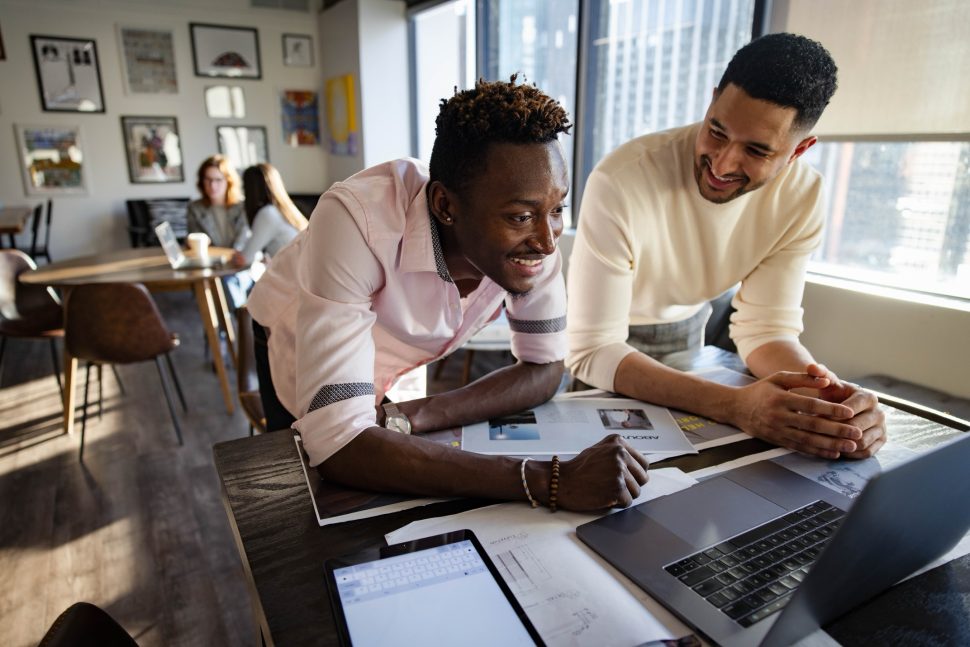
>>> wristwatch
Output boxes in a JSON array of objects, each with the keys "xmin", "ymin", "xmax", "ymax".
[{"xmin": 382, "ymin": 402, "xmax": 412, "ymax": 435}]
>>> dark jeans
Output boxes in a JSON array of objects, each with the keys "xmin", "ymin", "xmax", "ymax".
[{"xmin": 252, "ymin": 320, "xmax": 297, "ymax": 432}]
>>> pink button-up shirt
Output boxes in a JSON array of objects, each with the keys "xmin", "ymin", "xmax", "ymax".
[{"xmin": 247, "ymin": 159, "xmax": 567, "ymax": 466}]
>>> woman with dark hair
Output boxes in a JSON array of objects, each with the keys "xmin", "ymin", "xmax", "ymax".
[
  {"xmin": 186, "ymin": 155, "xmax": 250, "ymax": 249},
  {"xmin": 233, "ymin": 164, "xmax": 308, "ymax": 267}
]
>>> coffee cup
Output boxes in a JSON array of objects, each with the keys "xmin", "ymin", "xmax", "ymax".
[{"xmin": 187, "ymin": 232, "xmax": 211, "ymax": 260}]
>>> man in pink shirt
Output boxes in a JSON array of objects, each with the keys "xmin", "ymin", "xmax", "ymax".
[{"xmin": 248, "ymin": 77, "xmax": 648, "ymax": 512}]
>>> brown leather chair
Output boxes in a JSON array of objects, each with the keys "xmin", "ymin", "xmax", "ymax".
[
  {"xmin": 235, "ymin": 305, "xmax": 266, "ymax": 435},
  {"xmin": 65, "ymin": 282, "xmax": 187, "ymax": 460},
  {"xmin": 0, "ymin": 249, "xmax": 63, "ymax": 398}
]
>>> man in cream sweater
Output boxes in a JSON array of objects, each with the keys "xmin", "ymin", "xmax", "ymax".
[{"xmin": 567, "ymin": 33, "xmax": 885, "ymax": 460}]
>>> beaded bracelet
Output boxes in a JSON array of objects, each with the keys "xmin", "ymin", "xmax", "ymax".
[
  {"xmin": 520, "ymin": 458, "xmax": 538, "ymax": 508},
  {"xmin": 549, "ymin": 455, "xmax": 561, "ymax": 512}
]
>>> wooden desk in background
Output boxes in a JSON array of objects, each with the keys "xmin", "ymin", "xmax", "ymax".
[
  {"xmin": 213, "ymin": 347, "xmax": 970, "ymax": 646},
  {"xmin": 22, "ymin": 247, "xmax": 245, "ymax": 433},
  {"xmin": 0, "ymin": 205, "xmax": 33, "ymax": 248}
]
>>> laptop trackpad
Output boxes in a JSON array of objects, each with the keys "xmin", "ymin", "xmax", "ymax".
[{"xmin": 642, "ymin": 477, "xmax": 786, "ymax": 548}]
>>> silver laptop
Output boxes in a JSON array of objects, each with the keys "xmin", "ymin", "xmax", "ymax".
[
  {"xmin": 154, "ymin": 221, "xmax": 221, "ymax": 269},
  {"xmin": 577, "ymin": 433, "xmax": 970, "ymax": 647}
]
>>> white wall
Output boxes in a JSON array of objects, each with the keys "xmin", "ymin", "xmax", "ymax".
[
  {"xmin": 317, "ymin": 0, "xmax": 410, "ymax": 187},
  {"xmin": 317, "ymin": 0, "xmax": 364, "ymax": 186},
  {"xmin": 801, "ymin": 280, "xmax": 970, "ymax": 399},
  {"xmin": 0, "ymin": 0, "xmax": 328, "ymax": 258},
  {"xmin": 357, "ymin": 0, "xmax": 410, "ymax": 168}
]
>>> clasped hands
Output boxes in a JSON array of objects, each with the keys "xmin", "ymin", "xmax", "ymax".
[{"xmin": 734, "ymin": 364, "xmax": 886, "ymax": 460}]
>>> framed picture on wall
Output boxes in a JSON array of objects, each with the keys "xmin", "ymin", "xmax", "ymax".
[
  {"xmin": 15, "ymin": 124, "xmax": 87, "ymax": 195},
  {"xmin": 190, "ymin": 23, "xmax": 261, "ymax": 79},
  {"xmin": 117, "ymin": 26, "xmax": 178, "ymax": 94},
  {"xmin": 30, "ymin": 35, "xmax": 106, "ymax": 112},
  {"xmin": 280, "ymin": 89, "xmax": 320, "ymax": 147},
  {"xmin": 282, "ymin": 33, "xmax": 313, "ymax": 67},
  {"xmin": 217, "ymin": 125, "xmax": 269, "ymax": 172},
  {"xmin": 120, "ymin": 116, "xmax": 185, "ymax": 184}
]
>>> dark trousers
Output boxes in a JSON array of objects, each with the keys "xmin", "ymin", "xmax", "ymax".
[{"xmin": 252, "ymin": 321, "xmax": 297, "ymax": 432}]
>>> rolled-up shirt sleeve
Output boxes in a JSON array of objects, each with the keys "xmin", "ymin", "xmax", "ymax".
[
  {"xmin": 506, "ymin": 249, "xmax": 568, "ymax": 364},
  {"xmin": 730, "ymin": 187, "xmax": 824, "ymax": 362},
  {"xmin": 566, "ymin": 170, "xmax": 640, "ymax": 391},
  {"xmin": 292, "ymin": 191, "xmax": 386, "ymax": 466}
]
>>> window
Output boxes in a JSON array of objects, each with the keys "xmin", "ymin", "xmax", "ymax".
[
  {"xmin": 805, "ymin": 140, "xmax": 970, "ymax": 300},
  {"xmin": 480, "ymin": 0, "xmax": 580, "ymax": 224},
  {"xmin": 578, "ymin": 0, "xmax": 755, "ymax": 200},
  {"xmin": 410, "ymin": 0, "xmax": 476, "ymax": 163}
]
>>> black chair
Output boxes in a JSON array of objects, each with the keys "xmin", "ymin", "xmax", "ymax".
[
  {"xmin": 29, "ymin": 198, "xmax": 53, "ymax": 264},
  {"xmin": 125, "ymin": 198, "xmax": 190, "ymax": 247},
  {"xmin": 38, "ymin": 602, "xmax": 138, "ymax": 647},
  {"xmin": 65, "ymin": 282, "xmax": 187, "ymax": 460},
  {"xmin": 0, "ymin": 250, "xmax": 63, "ymax": 399}
]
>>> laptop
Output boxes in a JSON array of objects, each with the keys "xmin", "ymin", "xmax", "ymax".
[
  {"xmin": 154, "ymin": 221, "xmax": 222, "ymax": 269},
  {"xmin": 577, "ymin": 433, "xmax": 970, "ymax": 647}
]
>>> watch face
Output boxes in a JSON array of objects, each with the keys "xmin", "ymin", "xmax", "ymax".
[{"xmin": 386, "ymin": 414, "xmax": 410, "ymax": 435}]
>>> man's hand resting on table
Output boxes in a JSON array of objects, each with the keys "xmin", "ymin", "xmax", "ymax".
[
  {"xmin": 729, "ymin": 364, "xmax": 885, "ymax": 460},
  {"xmin": 556, "ymin": 435, "xmax": 650, "ymax": 511}
]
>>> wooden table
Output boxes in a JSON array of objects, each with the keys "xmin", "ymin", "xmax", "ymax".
[
  {"xmin": 213, "ymin": 348, "xmax": 970, "ymax": 646},
  {"xmin": 0, "ymin": 205, "xmax": 33, "ymax": 248},
  {"xmin": 22, "ymin": 247, "xmax": 245, "ymax": 432}
]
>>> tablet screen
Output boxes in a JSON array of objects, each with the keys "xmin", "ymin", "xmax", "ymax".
[{"xmin": 328, "ymin": 531, "xmax": 541, "ymax": 646}]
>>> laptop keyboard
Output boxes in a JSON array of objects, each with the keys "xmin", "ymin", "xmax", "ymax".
[{"xmin": 664, "ymin": 500, "xmax": 845, "ymax": 627}]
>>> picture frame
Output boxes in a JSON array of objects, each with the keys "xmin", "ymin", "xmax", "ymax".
[
  {"xmin": 190, "ymin": 23, "xmax": 261, "ymax": 79},
  {"xmin": 282, "ymin": 33, "xmax": 313, "ymax": 67},
  {"xmin": 15, "ymin": 124, "xmax": 87, "ymax": 195},
  {"xmin": 280, "ymin": 89, "xmax": 320, "ymax": 147},
  {"xmin": 30, "ymin": 35, "xmax": 106, "ymax": 112},
  {"xmin": 117, "ymin": 26, "xmax": 178, "ymax": 94},
  {"xmin": 217, "ymin": 125, "xmax": 269, "ymax": 172},
  {"xmin": 120, "ymin": 116, "xmax": 185, "ymax": 184}
]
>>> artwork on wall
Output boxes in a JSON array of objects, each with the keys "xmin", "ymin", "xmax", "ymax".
[
  {"xmin": 118, "ymin": 27, "xmax": 178, "ymax": 94},
  {"xmin": 217, "ymin": 125, "xmax": 269, "ymax": 172},
  {"xmin": 15, "ymin": 124, "xmax": 87, "ymax": 195},
  {"xmin": 121, "ymin": 116, "xmax": 184, "ymax": 184},
  {"xmin": 280, "ymin": 90, "xmax": 320, "ymax": 147},
  {"xmin": 325, "ymin": 74, "xmax": 358, "ymax": 156},
  {"xmin": 190, "ymin": 23, "xmax": 261, "ymax": 79},
  {"xmin": 30, "ymin": 35, "xmax": 106, "ymax": 112},
  {"xmin": 205, "ymin": 85, "xmax": 246, "ymax": 118},
  {"xmin": 282, "ymin": 34, "xmax": 313, "ymax": 67}
]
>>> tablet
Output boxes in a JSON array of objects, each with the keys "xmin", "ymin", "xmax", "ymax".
[{"xmin": 325, "ymin": 529, "xmax": 544, "ymax": 646}]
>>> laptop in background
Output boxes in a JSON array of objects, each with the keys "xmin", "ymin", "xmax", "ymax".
[
  {"xmin": 577, "ymin": 433, "xmax": 970, "ymax": 647},
  {"xmin": 154, "ymin": 221, "xmax": 222, "ymax": 269}
]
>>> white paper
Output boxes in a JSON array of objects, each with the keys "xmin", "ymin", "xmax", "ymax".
[
  {"xmin": 387, "ymin": 468, "xmax": 699, "ymax": 647},
  {"xmin": 462, "ymin": 397, "xmax": 695, "ymax": 457}
]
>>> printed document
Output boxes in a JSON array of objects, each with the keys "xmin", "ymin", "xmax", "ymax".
[{"xmin": 386, "ymin": 468, "xmax": 699, "ymax": 647}]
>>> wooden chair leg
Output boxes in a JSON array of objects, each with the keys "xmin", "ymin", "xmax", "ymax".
[
  {"xmin": 48, "ymin": 338, "xmax": 64, "ymax": 402},
  {"xmin": 462, "ymin": 349, "xmax": 475, "ymax": 385},
  {"xmin": 155, "ymin": 357, "xmax": 184, "ymax": 446},
  {"xmin": 164, "ymin": 352, "xmax": 188, "ymax": 412},
  {"xmin": 97, "ymin": 364, "xmax": 104, "ymax": 419},
  {"xmin": 110, "ymin": 364, "xmax": 126, "ymax": 396},
  {"xmin": 79, "ymin": 362, "xmax": 92, "ymax": 461}
]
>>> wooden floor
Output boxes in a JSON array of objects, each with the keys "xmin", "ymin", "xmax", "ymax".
[{"xmin": 0, "ymin": 290, "xmax": 495, "ymax": 646}]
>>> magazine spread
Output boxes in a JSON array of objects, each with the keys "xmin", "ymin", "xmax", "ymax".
[{"xmin": 461, "ymin": 397, "xmax": 695, "ymax": 457}]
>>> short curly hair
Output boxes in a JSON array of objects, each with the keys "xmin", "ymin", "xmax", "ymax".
[
  {"xmin": 429, "ymin": 75, "xmax": 571, "ymax": 193},
  {"xmin": 717, "ymin": 33, "xmax": 837, "ymax": 131}
]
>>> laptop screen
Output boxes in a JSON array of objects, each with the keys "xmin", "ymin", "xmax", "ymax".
[{"xmin": 154, "ymin": 221, "xmax": 185, "ymax": 268}]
